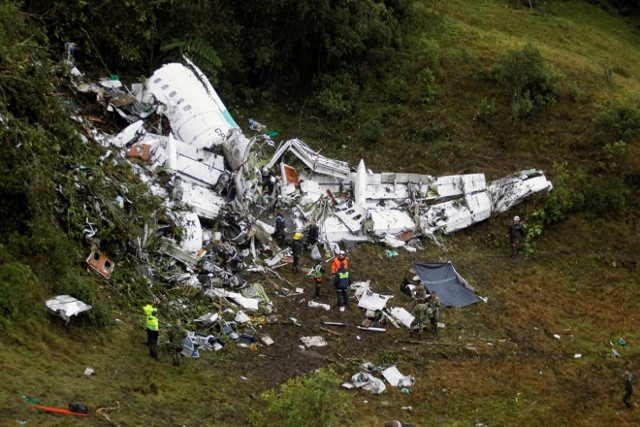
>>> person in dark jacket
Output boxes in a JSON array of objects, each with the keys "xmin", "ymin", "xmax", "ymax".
[
  {"xmin": 305, "ymin": 219, "xmax": 319, "ymax": 248},
  {"xmin": 274, "ymin": 211, "xmax": 286, "ymax": 246},
  {"xmin": 333, "ymin": 267, "xmax": 352, "ymax": 311},
  {"xmin": 291, "ymin": 232, "xmax": 303, "ymax": 273},
  {"xmin": 624, "ymin": 370, "xmax": 635, "ymax": 409},
  {"xmin": 507, "ymin": 215, "xmax": 526, "ymax": 257}
]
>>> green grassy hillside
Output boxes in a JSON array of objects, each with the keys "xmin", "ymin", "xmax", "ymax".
[{"xmin": 1, "ymin": 1, "xmax": 640, "ymax": 425}]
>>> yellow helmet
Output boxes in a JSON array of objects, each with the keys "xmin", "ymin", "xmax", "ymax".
[
  {"xmin": 142, "ymin": 304, "xmax": 154, "ymax": 315},
  {"xmin": 294, "ymin": 232, "xmax": 303, "ymax": 240}
]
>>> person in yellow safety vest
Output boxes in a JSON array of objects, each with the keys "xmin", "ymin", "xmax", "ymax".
[
  {"xmin": 291, "ymin": 232, "xmax": 303, "ymax": 273},
  {"xmin": 145, "ymin": 306, "xmax": 159, "ymax": 359},
  {"xmin": 142, "ymin": 304, "xmax": 154, "ymax": 345},
  {"xmin": 312, "ymin": 259, "xmax": 325, "ymax": 298}
]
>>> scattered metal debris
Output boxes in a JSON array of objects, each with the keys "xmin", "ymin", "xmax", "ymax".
[{"xmin": 45, "ymin": 295, "xmax": 92, "ymax": 323}]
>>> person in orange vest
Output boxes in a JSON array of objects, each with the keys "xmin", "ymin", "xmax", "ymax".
[{"xmin": 330, "ymin": 250, "xmax": 349, "ymax": 274}]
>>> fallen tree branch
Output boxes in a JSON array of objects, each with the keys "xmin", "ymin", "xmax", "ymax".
[{"xmin": 320, "ymin": 327, "xmax": 342, "ymax": 336}]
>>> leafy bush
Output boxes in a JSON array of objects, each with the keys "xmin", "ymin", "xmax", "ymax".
[
  {"xmin": 249, "ymin": 368, "xmax": 352, "ymax": 427},
  {"xmin": 583, "ymin": 175, "xmax": 629, "ymax": 218},
  {"xmin": 416, "ymin": 68, "xmax": 437, "ymax": 104},
  {"xmin": 592, "ymin": 104, "xmax": 640, "ymax": 147},
  {"xmin": 361, "ymin": 118, "xmax": 385, "ymax": 147},
  {"xmin": 491, "ymin": 42, "xmax": 561, "ymax": 119},
  {"xmin": 0, "ymin": 262, "xmax": 41, "ymax": 325},
  {"xmin": 309, "ymin": 72, "xmax": 359, "ymax": 119},
  {"xmin": 475, "ymin": 97, "xmax": 498, "ymax": 124},
  {"xmin": 532, "ymin": 162, "xmax": 586, "ymax": 225}
]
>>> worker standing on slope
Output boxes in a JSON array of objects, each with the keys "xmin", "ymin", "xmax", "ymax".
[
  {"xmin": 312, "ymin": 259, "xmax": 325, "ymax": 298},
  {"xmin": 330, "ymin": 250, "xmax": 349, "ymax": 274},
  {"xmin": 507, "ymin": 215, "xmax": 526, "ymax": 257},
  {"xmin": 291, "ymin": 232, "xmax": 303, "ymax": 273},
  {"xmin": 145, "ymin": 306, "xmax": 159, "ymax": 359},
  {"xmin": 333, "ymin": 266, "xmax": 352, "ymax": 312}
]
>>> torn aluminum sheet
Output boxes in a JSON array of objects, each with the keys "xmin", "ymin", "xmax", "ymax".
[
  {"xmin": 351, "ymin": 372, "xmax": 386, "ymax": 394},
  {"xmin": 144, "ymin": 62, "xmax": 238, "ymax": 149},
  {"xmin": 489, "ymin": 169, "xmax": 553, "ymax": 213},
  {"xmin": 389, "ymin": 307, "xmax": 414, "ymax": 329},
  {"xmin": 235, "ymin": 310, "xmax": 250, "ymax": 324},
  {"xmin": 266, "ymin": 138, "xmax": 350, "ymax": 179},
  {"xmin": 159, "ymin": 238, "xmax": 200, "ymax": 267},
  {"xmin": 45, "ymin": 295, "xmax": 92, "ymax": 323},
  {"xmin": 145, "ymin": 133, "xmax": 226, "ymax": 187},
  {"xmin": 174, "ymin": 211, "xmax": 203, "ymax": 253},
  {"xmin": 193, "ymin": 312, "xmax": 219, "ymax": 327},
  {"xmin": 357, "ymin": 290, "xmax": 394, "ymax": 311},
  {"xmin": 308, "ymin": 301, "xmax": 330, "ymax": 311},
  {"xmin": 381, "ymin": 366, "xmax": 415, "ymax": 388},
  {"xmin": 174, "ymin": 179, "xmax": 226, "ymax": 221},
  {"xmin": 206, "ymin": 288, "xmax": 260, "ymax": 311},
  {"xmin": 300, "ymin": 336, "xmax": 328, "ymax": 347}
]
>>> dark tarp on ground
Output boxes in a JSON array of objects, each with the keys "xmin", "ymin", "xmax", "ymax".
[{"xmin": 413, "ymin": 262, "xmax": 479, "ymax": 308}]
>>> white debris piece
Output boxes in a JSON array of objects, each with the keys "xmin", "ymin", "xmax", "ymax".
[
  {"xmin": 358, "ymin": 290, "xmax": 394, "ymax": 311},
  {"xmin": 45, "ymin": 295, "xmax": 92, "ymax": 323},
  {"xmin": 300, "ymin": 336, "xmax": 328, "ymax": 347},
  {"xmin": 389, "ymin": 307, "xmax": 415, "ymax": 328},
  {"xmin": 381, "ymin": 366, "xmax": 415, "ymax": 387},
  {"xmin": 308, "ymin": 301, "xmax": 331, "ymax": 311},
  {"xmin": 206, "ymin": 288, "xmax": 260, "ymax": 311},
  {"xmin": 351, "ymin": 372, "xmax": 386, "ymax": 394}
]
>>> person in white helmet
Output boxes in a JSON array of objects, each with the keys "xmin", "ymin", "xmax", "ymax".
[{"xmin": 507, "ymin": 215, "xmax": 526, "ymax": 257}]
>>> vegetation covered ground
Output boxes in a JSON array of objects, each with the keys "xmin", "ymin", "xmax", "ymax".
[{"xmin": 1, "ymin": 0, "xmax": 640, "ymax": 425}]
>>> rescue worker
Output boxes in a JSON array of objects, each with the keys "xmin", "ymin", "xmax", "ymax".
[
  {"xmin": 410, "ymin": 292, "xmax": 428, "ymax": 336},
  {"xmin": 312, "ymin": 259, "xmax": 325, "ymax": 298},
  {"xmin": 427, "ymin": 290, "xmax": 441, "ymax": 335},
  {"xmin": 166, "ymin": 319, "xmax": 187, "ymax": 366},
  {"xmin": 333, "ymin": 266, "xmax": 352, "ymax": 311},
  {"xmin": 305, "ymin": 219, "xmax": 319, "ymax": 249},
  {"xmin": 291, "ymin": 232, "xmax": 303, "ymax": 273},
  {"xmin": 624, "ymin": 370, "xmax": 635, "ymax": 409},
  {"xmin": 143, "ymin": 304, "xmax": 155, "ymax": 345},
  {"xmin": 507, "ymin": 215, "xmax": 526, "ymax": 257},
  {"xmin": 145, "ymin": 306, "xmax": 159, "ymax": 359},
  {"xmin": 274, "ymin": 211, "xmax": 286, "ymax": 246},
  {"xmin": 330, "ymin": 250, "xmax": 349, "ymax": 274}
]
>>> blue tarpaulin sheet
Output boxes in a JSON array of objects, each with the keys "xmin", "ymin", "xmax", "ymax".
[{"xmin": 413, "ymin": 262, "xmax": 479, "ymax": 308}]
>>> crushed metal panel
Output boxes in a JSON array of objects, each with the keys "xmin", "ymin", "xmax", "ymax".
[
  {"xmin": 206, "ymin": 288, "xmax": 260, "ymax": 311},
  {"xmin": 335, "ymin": 205, "xmax": 367, "ymax": 233},
  {"xmin": 299, "ymin": 180, "xmax": 324, "ymax": 205},
  {"xmin": 45, "ymin": 295, "xmax": 92, "ymax": 323},
  {"xmin": 176, "ymin": 180, "xmax": 226, "ymax": 220},
  {"xmin": 389, "ymin": 307, "xmax": 414, "ymax": 328},
  {"xmin": 489, "ymin": 170, "xmax": 553, "ymax": 213},
  {"xmin": 159, "ymin": 239, "xmax": 200, "ymax": 267},
  {"xmin": 144, "ymin": 63, "xmax": 238, "ymax": 149},
  {"xmin": 322, "ymin": 215, "xmax": 369, "ymax": 244},
  {"xmin": 86, "ymin": 251, "xmax": 115, "ymax": 279},
  {"xmin": 358, "ymin": 291, "xmax": 394, "ymax": 311},
  {"xmin": 223, "ymin": 129, "xmax": 255, "ymax": 171},
  {"xmin": 381, "ymin": 366, "xmax": 415, "ymax": 387},
  {"xmin": 369, "ymin": 210, "xmax": 415, "ymax": 236},
  {"xmin": 109, "ymin": 120, "xmax": 145, "ymax": 148},
  {"xmin": 175, "ymin": 211, "xmax": 203, "ymax": 253},
  {"xmin": 267, "ymin": 138, "xmax": 350, "ymax": 178}
]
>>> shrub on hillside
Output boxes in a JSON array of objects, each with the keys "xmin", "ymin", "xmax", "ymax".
[
  {"xmin": 490, "ymin": 42, "xmax": 561, "ymax": 119},
  {"xmin": 249, "ymin": 368, "xmax": 352, "ymax": 427},
  {"xmin": 309, "ymin": 72, "xmax": 359, "ymax": 120},
  {"xmin": 592, "ymin": 104, "xmax": 640, "ymax": 147},
  {"xmin": 0, "ymin": 261, "xmax": 41, "ymax": 325}
]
